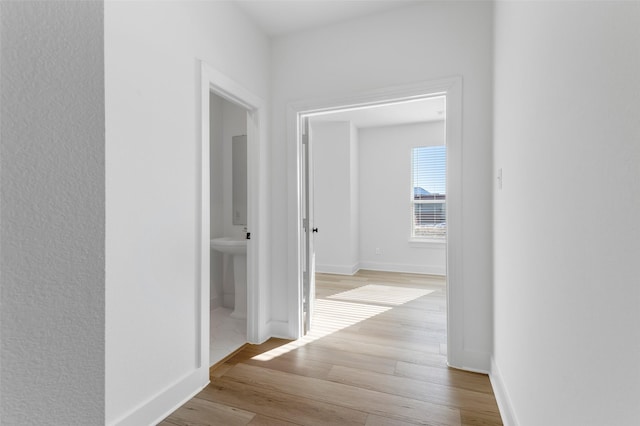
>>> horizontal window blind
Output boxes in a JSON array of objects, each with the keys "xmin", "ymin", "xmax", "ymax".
[{"xmin": 411, "ymin": 146, "xmax": 446, "ymax": 239}]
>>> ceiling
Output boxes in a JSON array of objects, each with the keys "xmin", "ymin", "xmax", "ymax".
[
  {"xmin": 310, "ymin": 96, "xmax": 445, "ymax": 129},
  {"xmin": 234, "ymin": 0, "xmax": 426, "ymax": 36}
]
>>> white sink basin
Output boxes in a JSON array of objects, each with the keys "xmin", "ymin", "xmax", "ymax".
[
  {"xmin": 210, "ymin": 237, "xmax": 247, "ymax": 255},
  {"xmin": 210, "ymin": 237, "xmax": 247, "ymax": 319}
]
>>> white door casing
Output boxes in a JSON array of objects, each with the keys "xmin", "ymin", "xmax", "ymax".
[
  {"xmin": 286, "ymin": 77, "xmax": 465, "ymax": 369},
  {"xmin": 200, "ymin": 61, "xmax": 268, "ymax": 363},
  {"xmin": 301, "ymin": 117, "xmax": 316, "ymax": 334}
]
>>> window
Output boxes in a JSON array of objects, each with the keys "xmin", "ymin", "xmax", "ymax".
[{"xmin": 411, "ymin": 145, "xmax": 446, "ymax": 240}]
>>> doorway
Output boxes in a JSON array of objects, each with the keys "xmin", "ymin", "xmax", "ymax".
[
  {"xmin": 200, "ymin": 61, "xmax": 267, "ymax": 370},
  {"xmin": 287, "ymin": 77, "xmax": 464, "ymax": 367},
  {"xmin": 209, "ymin": 92, "xmax": 249, "ymax": 365}
]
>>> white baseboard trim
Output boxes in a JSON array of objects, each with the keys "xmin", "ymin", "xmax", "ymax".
[
  {"xmin": 108, "ymin": 368, "xmax": 209, "ymax": 426},
  {"xmin": 490, "ymin": 357, "xmax": 519, "ymax": 426},
  {"xmin": 358, "ymin": 261, "xmax": 445, "ymax": 276},
  {"xmin": 315, "ymin": 263, "xmax": 360, "ymax": 275}
]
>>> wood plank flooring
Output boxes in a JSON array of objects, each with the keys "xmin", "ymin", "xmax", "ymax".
[{"xmin": 161, "ymin": 270, "xmax": 503, "ymax": 426}]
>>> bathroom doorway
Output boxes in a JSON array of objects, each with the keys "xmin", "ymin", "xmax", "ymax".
[
  {"xmin": 200, "ymin": 61, "xmax": 267, "ymax": 370},
  {"xmin": 209, "ymin": 92, "xmax": 249, "ymax": 365}
]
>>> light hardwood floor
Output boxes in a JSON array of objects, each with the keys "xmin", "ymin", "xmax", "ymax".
[{"xmin": 161, "ymin": 270, "xmax": 503, "ymax": 426}]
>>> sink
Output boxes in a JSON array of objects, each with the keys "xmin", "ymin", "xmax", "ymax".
[
  {"xmin": 210, "ymin": 237, "xmax": 247, "ymax": 319},
  {"xmin": 210, "ymin": 237, "xmax": 247, "ymax": 255}
]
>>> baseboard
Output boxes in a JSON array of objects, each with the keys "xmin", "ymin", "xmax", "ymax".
[
  {"xmin": 209, "ymin": 343, "xmax": 249, "ymax": 377},
  {"xmin": 315, "ymin": 263, "xmax": 360, "ymax": 275},
  {"xmin": 358, "ymin": 261, "xmax": 445, "ymax": 276},
  {"xmin": 490, "ymin": 357, "xmax": 519, "ymax": 426},
  {"xmin": 108, "ymin": 368, "xmax": 209, "ymax": 426}
]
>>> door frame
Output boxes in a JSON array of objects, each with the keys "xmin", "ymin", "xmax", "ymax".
[
  {"xmin": 199, "ymin": 61, "xmax": 267, "ymax": 368},
  {"xmin": 300, "ymin": 117, "xmax": 316, "ymax": 335},
  {"xmin": 286, "ymin": 77, "xmax": 464, "ymax": 368}
]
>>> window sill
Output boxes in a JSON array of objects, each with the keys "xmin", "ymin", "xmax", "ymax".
[{"xmin": 408, "ymin": 238, "xmax": 446, "ymax": 248}]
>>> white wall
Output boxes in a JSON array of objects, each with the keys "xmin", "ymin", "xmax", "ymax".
[
  {"xmin": 493, "ymin": 2, "xmax": 640, "ymax": 425},
  {"xmin": 359, "ymin": 122, "xmax": 446, "ymax": 275},
  {"xmin": 271, "ymin": 1, "xmax": 494, "ymax": 370},
  {"xmin": 314, "ymin": 120, "xmax": 446, "ymax": 276},
  {"xmin": 313, "ymin": 121, "xmax": 359, "ymax": 274},
  {"xmin": 105, "ymin": 2, "xmax": 269, "ymax": 424},
  {"xmin": 0, "ymin": 2, "xmax": 104, "ymax": 424}
]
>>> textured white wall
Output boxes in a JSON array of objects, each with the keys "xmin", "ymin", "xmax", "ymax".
[
  {"xmin": 105, "ymin": 2, "xmax": 269, "ymax": 424},
  {"xmin": 493, "ymin": 2, "xmax": 640, "ymax": 425},
  {"xmin": 0, "ymin": 2, "xmax": 105, "ymax": 424},
  {"xmin": 359, "ymin": 122, "xmax": 446, "ymax": 275},
  {"xmin": 271, "ymin": 1, "xmax": 494, "ymax": 368}
]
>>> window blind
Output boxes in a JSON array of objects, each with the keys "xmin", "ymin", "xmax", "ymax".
[{"xmin": 411, "ymin": 146, "xmax": 446, "ymax": 239}]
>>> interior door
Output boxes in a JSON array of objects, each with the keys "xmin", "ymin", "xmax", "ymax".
[{"xmin": 302, "ymin": 116, "xmax": 316, "ymax": 334}]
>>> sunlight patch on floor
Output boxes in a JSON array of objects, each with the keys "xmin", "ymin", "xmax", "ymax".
[
  {"xmin": 252, "ymin": 284, "xmax": 433, "ymax": 362},
  {"xmin": 252, "ymin": 298, "xmax": 389, "ymax": 361},
  {"xmin": 328, "ymin": 284, "xmax": 434, "ymax": 305}
]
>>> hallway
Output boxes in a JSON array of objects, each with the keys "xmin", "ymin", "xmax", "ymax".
[{"xmin": 161, "ymin": 271, "xmax": 502, "ymax": 425}]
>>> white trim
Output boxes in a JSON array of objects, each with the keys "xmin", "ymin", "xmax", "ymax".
[
  {"xmin": 287, "ymin": 78, "xmax": 466, "ymax": 368},
  {"xmin": 199, "ymin": 65, "xmax": 211, "ymax": 371},
  {"xmin": 286, "ymin": 105, "xmax": 304, "ymax": 339},
  {"xmin": 200, "ymin": 60, "xmax": 268, "ymax": 350},
  {"xmin": 490, "ymin": 357, "xmax": 520, "ymax": 426},
  {"xmin": 107, "ymin": 370, "xmax": 208, "ymax": 426},
  {"xmin": 358, "ymin": 262, "xmax": 445, "ymax": 276},
  {"xmin": 441, "ymin": 77, "xmax": 465, "ymax": 370},
  {"xmin": 408, "ymin": 238, "xmax": 446, "ymax": 248},
  {"xmin": 315, "ymin": 263, "xmax": 360, "ymax": 276}
]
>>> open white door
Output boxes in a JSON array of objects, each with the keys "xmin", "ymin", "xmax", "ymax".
[{"xmin": 301, "ymin": 116, "xmax": 316, "ymax": 334}]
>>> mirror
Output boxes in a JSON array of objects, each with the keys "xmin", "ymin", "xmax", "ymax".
[{"xmin": 232, "ymin": 135, "xmax": 247, "ymax": 225}]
